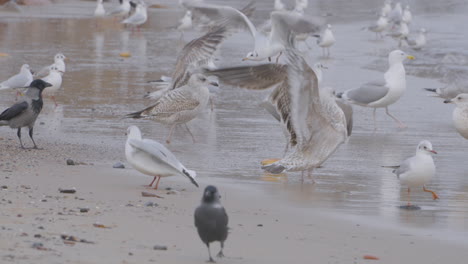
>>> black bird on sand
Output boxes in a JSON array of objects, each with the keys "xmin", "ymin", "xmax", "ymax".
[
  {"xmin": 194, "ymin": 185, "xmax": 229, "ymax": 263},
  {"xmin": 0, "ymin": 79, "xmax": 51, "ymax": 149}
]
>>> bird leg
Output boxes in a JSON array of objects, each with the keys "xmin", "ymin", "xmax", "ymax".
[
  {"xmin": 373, "ymin": 108, "xmax": 377, "ymax": 131},
  {"xmin": 17, "ymin": 128, "xmax": 24, "ymax": 149},
  {"xmin": 153, "ymin": 176, "xmax": 162, "ymax": 190},
  {"xmin": 385, "ymin": 107, "xmax": 406, "ymax": 128},
  {"xmin": 209, "ymin": 96, "xmax": 214, "ymax": 112},
  {"xmin": 206, "ymin": 243, "xmax": 215, "ymax": 263},
  {"xmin": 275, "ymin": 51, "xmax": 283, "ymax": 64},
  {"xmin": 268, "ymin": 57, "xmax": 271, "ymax": 62},
  {"xmin": 407, "ymin": 187, "xmax": 411, "ymax": 206},
  {"xmin": 216, "ymin": 241, "xmax": 225, "ymax": 258},
  {"xmin": 166, "ymin": 124, "xmax": 177, "ymax": 144},
  {"xmin": 29, "ymin": 127, "xmax": 40, "ymax": 149},
  {"xmin": 423, "ymin": 186, "xmax": 439, "ymax": 200},
  {"xmin": 184, "ymin": 124, "xmax": 196, "ymax": 143},
  {"xmin": 148, "ymin": 176, "xmax": 157, "ymax": 187},
  {"xmin": 51, "ymin": 96, "xmax": 58, "ymax": 107}
]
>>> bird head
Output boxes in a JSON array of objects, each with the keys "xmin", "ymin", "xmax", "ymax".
[
  {"xmin": 30, "ymin": 79, "xmax": 52, "ymax": 91},
  {"xmin": 55, "ymin": 53, "xmax": 67, "ymax": 62},
  {"xmin": 417, "ymin": 140, "xmax": 437, "ymax": 155},
  {"xmin": 388, "ymin": 50, "xmax": 414, "ymax": 65},
  {"xmin": 242, "ymin": 51, "xmax": 259, "ymax": 61},
  {"xmin": 444, "ymin": 93, "xmax": 468, "ymax": 106},
  {"xmin": 202, "ymin": 185, "xmax": 220, "ymax": 203}
]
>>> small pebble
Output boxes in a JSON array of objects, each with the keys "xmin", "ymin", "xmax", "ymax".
[
  {"xmin": 145, "ymin": 202, "xmax": 158, "ymax": 207},
  {"xmin": 257, "ymin": 224, "xmax": 263, "ymax": 227},
  {"xmin": 79, "ymin": 208, "xmax": 90, "ymax": 213},
  {"xmin": 113, "ymin": 162, "xmax": 125, "ymax": 169},
  {"xmin": 34, "ymin": 234, "xmax": 41, "ymax": 238},
  {"xmin": 31, "ymin": 242, "xmax": 44, "ymax": 249},
  {"xmin": 1, "ymin": 185, "xmax": 7, "ymax": 189},
  {"xmin": 66, "ymin": 159, "xmax": 75, "ymax": 165},
  {"xmin": 153, "ymin": 245, "xmax": 168, "ymax": 250},
  {"xmin": 59, "ymin": 188, "xmax": 76, "ymax": 194}
]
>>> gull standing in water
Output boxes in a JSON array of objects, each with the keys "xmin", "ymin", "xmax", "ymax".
[
  {"xmin": 94, "ymin": 0, "xmax": 105, "ymax": 17},
  {"xmin": 127, "ymin": 74, "xmax": 215, "ymax": 144},
  {"xmin": 107, "ymin": 0, "xmax": 131, "ymax": 18},
  {"xmin": 337, "ymin": 50, "xmax": 414, "ymax": 130},
  {"xmin": 121, "ymin": 0, "xmax": 147, "ymax": 31},
  {"xmin": 34, "ymin": 53, "xmax": 67, "ymax": 78},
  {"xmin": 0, "ymin": 64, "xmax": 33, "ymax": 91},
  {"xmin": 365, "ymin": 13, "xmax": 388, "ymax": 39},
  {"xmin": 40, "ymin": 65, "xmax": 63, "ymax": 107},
  {"xmin": 444, "ymin": 94, "xmax": 468, "ymax": 139},
  {"xmin": 125, "ymin": 126, "xmax": 198, "ymax": 189},
  {"xmin": 314, "ymin": 24, "xmax": 335, "ymax": 57},
  {"xmin": 404, "ymin": 28, "xmax": 427, "ymax": 50},
  {"xmin": 385, "ymin": 140, "xmax": 439, "ymax": 208}
]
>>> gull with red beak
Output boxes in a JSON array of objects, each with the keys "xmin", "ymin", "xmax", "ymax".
[{"xmin": 384, "ymin": 140, "xmax": 439, "ymax": 209}]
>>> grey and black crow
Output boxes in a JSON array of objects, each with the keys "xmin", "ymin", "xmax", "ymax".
[
  {"xmin": 0, "ymin": 79, "xmax": 51, "ymax": 149},
  {"xmin": 194, "ymin": 185, "xmax": 229, "ymax": 263}
]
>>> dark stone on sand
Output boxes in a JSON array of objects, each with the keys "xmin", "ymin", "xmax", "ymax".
[
  {"xmin": 399, "ymin": 205, "xmax": 421, "ymax": 210},
  {"xmin": 257, "ymin": 224, "xmax": 263, "ymax": 227},
  {"xmin": 59, "ymin": 188, "xmax": 76, "ymax": 194},
  {"xmin": 66, "ymin": 159, "xmax": 75, "ymax": 165},
  {"xmin": 113, "ymin": 162, "xmax": 125, "ymax": 169},
  {"xmin": 153, "ymin": 245, "xmax": 168, "ymax": 250},
  {"xmin": 1, "ymin": 185, "xmax": 7, "ymax": 189},
  {"xmin": 34, "ymin": 234, "xmax": 41, "ymax": 238},
  {"xmin": 31, "ymin": 242, "xmax": 44, "ymax": 249},
  {"xmin": 145, "ymin": 202, "xmax": 158, "ymax": 207},
  {"xmin": 79, "ymin": 208, "xmax": 90, "ymax": 213}
]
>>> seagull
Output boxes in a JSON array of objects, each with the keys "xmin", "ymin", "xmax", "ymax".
[
  {"xmin": 176, "ymin": 10, "xmax": 193, "ymax": 40},
  {"xmin": 183, "ymin": 2, "xmax": 324, "ymax": 62},
  {"xmin": 387, "ymin": 21, "xmax": 409, "ymax": 47},
  {"xmin": 206, "ymin": 41, "xmax": 350, "ymax": 177},
  {"xmin": 385, "ymin": 140, "xmax": 439, "ymax": 207},
  {"xmin": 314, "ymin": 24, "xmax": 335, "ymax": 57},
  {"xmin": 121, "ymin": 0, "xmax": 147, "ymax": 30},
  {"xmin": 0, "ymin": 64, "xmax": 33, "ymax": 91},
  {"xmin": 107, "ymin": 0, "xmax": 131, "ymax": 18},
  {"xmin": 144, "ymin": 26, "xmax": 227, "ymax": 101},
  {"xmin": 401, "ymin": 5, "xmax": 412, "ymax": 24},
  {"xmin": 365, "ymin": 13, "xmax": 388, "ymax": 39},
  {"xmin": 388, "ymin": 2, "xmax": 403, "ymax": 25},
  {"xmin": 274, "ymin": 0, "xmax": 308, "ymax": 14},
  {"xmin": 337, "ymin": 50, "xmax": 414, "ymax": 130},
  {"xmin": 40, "ymin": 65, "xmax": 63, "ymax": 107},
  {"xmin": 404, "ymin": 28, "xmax": 427, "ymax": 50},
  {"xmin": 0, "ymin": 80, "xmax": 52, "ymax": 149},
  {"xmin": 127, "ymin": 73, "xmax": 214, "ymax": 144},
  {"xmin": 380, "ymin": 0, "xmax": 392, "ymax": 17},
  {"xmin": 34, "ymin": 53, "xmax": 67, "ymax": 78},
  {"xmin": 94, "ymin": 0, "xmax": 105, "ymax": 17},
  {"xmin": 194, "ymin": 185, "xmax": 229, "ymax": 263},
  {"xmin": 125, "ymin": 125, "xmax": 199, "ymax": 189},
  {"xmin": 444, "ymin": 94, "xmax": 468, "ymax": 139},
  {"xmin": 424, "ymin": 81, "xmax": 468, "ymax": 100}
]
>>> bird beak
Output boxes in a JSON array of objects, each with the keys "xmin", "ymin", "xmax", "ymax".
[
  {"xmin": 64, "ymin": 57, "xmax": 69, "ymax": 61},
  {"xmin": 45, "ymin": 82, "xmax": 53, "ymax": 87},
  {"xmin": 322, "ymin": 66, "xmax": 329, "ymax": 69},
  {"xmin": 30, "ymin": 70, "xmax": 35, "ymax": 74},
  {"xmin": 242, "ymin": 58, "xmax": 249, "ymax": 61},
  {"xmin": 209, "ymin": 81, "xmax": 219, "ymax": 87},
  {"xmin": 407, "ymin": 55, "xmax": 415, "ymax": 60},
  {"xmin": 59, "ymin": 70, "xmax": 65, "ymax": 74},
  {"xmin": 443, "ymin": 99, "xmax": 453, "ymax": 104},
  {"xmin": 430, "ymin": 150, "xmax": 437, "ymax": 154}
]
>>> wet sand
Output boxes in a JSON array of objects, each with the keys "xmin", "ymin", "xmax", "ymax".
[{"xmin": 1, "ymin": 0, "xmax": 468, "ymax": 263}]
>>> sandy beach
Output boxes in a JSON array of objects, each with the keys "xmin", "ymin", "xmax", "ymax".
[{"xmin": 1, "ymin": 0, "xmax": 468, "ymax": 263}]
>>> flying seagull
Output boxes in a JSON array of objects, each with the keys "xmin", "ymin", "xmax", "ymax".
[
  {"xmin": 194, "ymin": 185, "xmax": 229, "ymax": 263},
  {"xmin": 0, "ymin": 79, "xmax": 52, "ymax": 149}
]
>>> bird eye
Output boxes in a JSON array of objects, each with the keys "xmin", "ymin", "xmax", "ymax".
[
  {"xmin": 200, "ymin": 77, "xmax": 206, "ymax": 82},
  {"xmin": 423, "ymin": 146, "xmax": 427, "ymax": 149}
]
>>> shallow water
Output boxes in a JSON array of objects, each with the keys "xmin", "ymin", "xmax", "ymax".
[{"xmin": 1, "ymin": 0, "xmax": 468, "ymax": 239}]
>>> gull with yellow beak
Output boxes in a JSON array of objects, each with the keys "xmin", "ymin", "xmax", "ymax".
[{"xmin": 337, "ymin": 50, "xmax": 414, "ymax": 130}]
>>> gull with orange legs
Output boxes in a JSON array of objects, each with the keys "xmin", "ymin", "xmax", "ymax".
[
  {"xmin": 384, "ymin": 140, "xmax": 439, "ymax": 209},
  {"xmin": 125, "ymin": 126, "xmax": 198, "ymax": 190}
]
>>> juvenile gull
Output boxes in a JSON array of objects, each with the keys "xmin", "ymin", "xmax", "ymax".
[
  {"xmin": 0, "ymin": 80, "xmax": 51, "ymax": 149},
  {"xmin": 337, "ymin": 50, "xmax": 414, "ymax": 130},
  {"xmin": 194, "ymin": 185, "xmax": 228, "ymax": 263},
  {"xmin": 0, "ymin": 64, "xmax": 32, "ymax": 91},
  {"xmin": 385, "ymin": 140, "xmax": 439, "ymax": 208},
  {"xmin": 314, "ymin": 24, "xmax": 335, "ymax": 57},
  {"xmin": 206, "ymin": 44, "xmax": 350, "ymax": 177},
  {"xmin": 125, "ymin": 125, "xmax": 198, "ymax": 189},
  {"xmin": 128, "ymin": 73, "xmax": 213, "ymax": 144},
  {"xmin": 444, "ymin": 94, "xmax": 468, "ymax": 139},
  {"xmin": 144, "ymin": 27, "xmax": 227, "ymax": 100},
  {"xmin": 41, "ymin": 65, "xmax": 63, "ymax": 107},
  {"xmin": 34, "ymin": 53, "xmax": 67, "ymax": 78}
]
